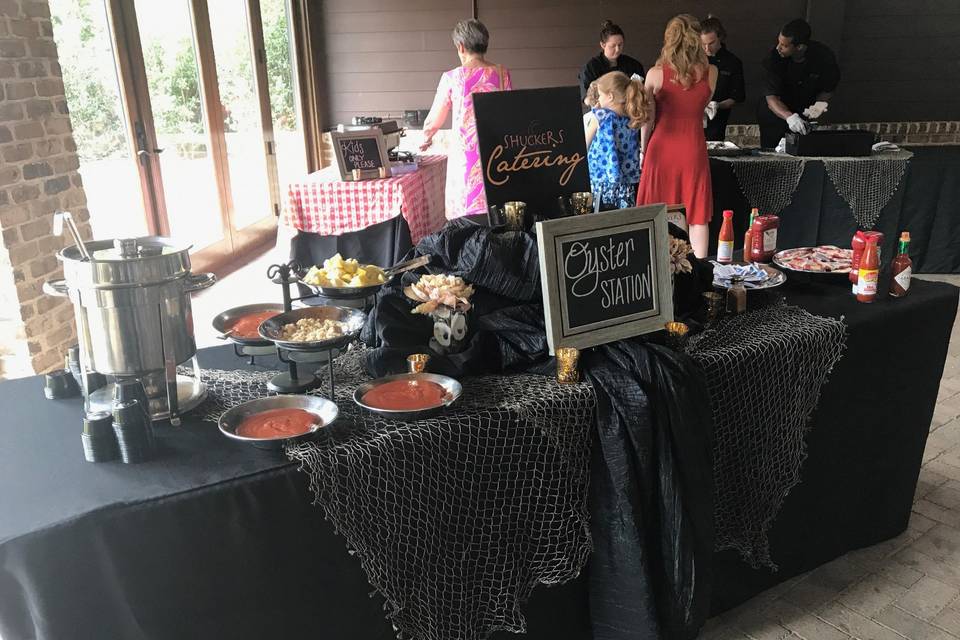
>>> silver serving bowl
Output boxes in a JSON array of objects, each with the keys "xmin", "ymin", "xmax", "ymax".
[
  {"xmin": 218, "ymin": 395, "xmax": 339, "ymax": 450},
  {"xmin": 258, "ymin": 306, "xmax": 365, "ymax": 352},
  {"xmin": 299, "ymin": 278, "xmax": 389, "ymax": 300},
  {"xmin": 353, "ymin": 373, "xmax": 462, "ymax": 421},
  {"xmin": 212, "ymin": 303, "xmax": 285, "ymax": 347}
]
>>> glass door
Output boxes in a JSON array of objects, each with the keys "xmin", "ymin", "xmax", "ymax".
[
  {"xmin": 207, "ymin": 0, "xmax": 280, "ymax": 239},
  {"xmin": 133, "ymin": 0, "xmax": 228, "ymax": 255},
  {"xmin": 50, "ymin": 0, "xmax": 295, "ymax": 272},
  {"xmin": 49, "ymin": 0, "xmax": 149, "ymax": 240}
]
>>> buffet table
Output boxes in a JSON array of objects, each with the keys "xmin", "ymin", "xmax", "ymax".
[
  {"xmin": 708, "ymin": 147, "xmax": 960, "ymax": 273},
  {"xmin": 1, "ymin": 276, "xmax": 955, "ymax": 640},
  {"xmin": 282, "ymin": 155, "xmax": 447, "ymax": 270}
]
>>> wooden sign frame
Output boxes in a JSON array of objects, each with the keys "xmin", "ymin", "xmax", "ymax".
[
  {"xmin": 536, "ymin": 204, "xmax": 674, "ymax": 354},
  {"xmin": 330, "ymin": 129, "xmax": 392, "ymax": 181}
]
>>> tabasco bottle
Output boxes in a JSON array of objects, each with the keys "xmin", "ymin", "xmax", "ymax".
[
  {"xmin": 717, "ymin": 210, "xmax": 735, "ymax": 264},
  {"xmin": 743, "ymin": 208, "xmax": 758, "ymax": 262},
  {"xmin": 856, "ymin": 237, "xmax": 879, "ymax": 303},
  {"xmin": 890, "ymin": 232, "xmax": 912, "ymax": 298}
]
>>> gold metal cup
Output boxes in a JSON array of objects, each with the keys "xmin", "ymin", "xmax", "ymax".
[
  {"xmin": 378, "ymin": 166, "xmax": 389, "ymax": 179},
  {"xmin": 571, "ymin": 192, "xmax": 594, "ymax": 215},
  {"xmin": 503, "ymin": 201, "xmax": 527, "ymax": 231},
  {"xmin": 555, "ymin": 347, "xmax": 580, "ymax": 384},
  {"xmin": 664, "ymin": 321, "xmax": 690, "ymax": 351},
  {"xmin": 407, "ymin": 353, "xmax": 430, "ymax": 374}
]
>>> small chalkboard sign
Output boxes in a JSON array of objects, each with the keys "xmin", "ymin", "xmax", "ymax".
[
  {"xmin": 474, "ymin": 86, "xmax": 590, "ymax": 220},
  {"xmin": 330, "ymin": 129, "xmax": 391, "ymax": 181},
  {"xmin": 536, "ymin": 204, "xmax": 673, "ymax": 354}
]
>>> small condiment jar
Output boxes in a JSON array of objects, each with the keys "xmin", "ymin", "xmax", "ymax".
[{"xmin": 725, "ymin": 276, "xmax": 747, "ymax": 315}]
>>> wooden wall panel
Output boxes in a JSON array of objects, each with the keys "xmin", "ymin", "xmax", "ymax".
[{"xmin": 318, "ymin": 0, "xmax": 960, "ymax": 128}]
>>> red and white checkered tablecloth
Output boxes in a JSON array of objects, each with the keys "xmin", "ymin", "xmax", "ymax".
[{"xmin": 282, "ymin": 155, "xmax": 447, "ymax": 244}]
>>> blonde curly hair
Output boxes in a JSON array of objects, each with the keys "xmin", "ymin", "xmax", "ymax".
[
  {"xmin": 656, "ymin": 14, "xmax": 709, "ymax": 89},
  {"xmin": 595, "ymin": 71, "xmax": 650, "ymax": 129}
]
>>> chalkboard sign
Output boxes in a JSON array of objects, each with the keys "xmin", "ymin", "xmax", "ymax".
[
  {"xmin": 536, "ymin": 204, "xmax": 673, "ymax": 354},
  {"xmin": 474, "ymin": 86, "xmax": 590, "ymax": 221},
  {"xmin": 330, "ymin": 129, "xmax": 391, "ymax": 181}
]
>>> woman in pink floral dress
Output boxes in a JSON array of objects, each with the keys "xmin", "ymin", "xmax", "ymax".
[{"xmin": 421, "ymin": 19, "xmax": 512, "ymax": 219}]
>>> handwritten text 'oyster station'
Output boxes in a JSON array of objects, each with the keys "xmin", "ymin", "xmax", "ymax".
[{"xmin": 564, "ymin": 237, "xmax": 653, "ymax": 310}]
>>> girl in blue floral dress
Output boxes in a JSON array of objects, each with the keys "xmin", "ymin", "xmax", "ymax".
[{"xmin": 585, "ymin": 71, "xmax": 650, "ymax": 210}]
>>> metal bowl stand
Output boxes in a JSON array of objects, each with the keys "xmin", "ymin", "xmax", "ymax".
[{"xmin": 263, "ymin": 262, "xmax": 354, "ymax": 397}]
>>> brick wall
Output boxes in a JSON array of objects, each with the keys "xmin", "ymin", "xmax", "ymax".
[
  {"xmin": 724, "ymin": 121, "xmax": 960, "ymax": 149},
  {"xmin": 0, "ymin": 0, "xmax": 90, "ymax": 378}
]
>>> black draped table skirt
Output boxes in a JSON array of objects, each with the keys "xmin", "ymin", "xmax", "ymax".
[{"xmin": 0, "ymin": 279, "xmax": 955, "ymax": 640}]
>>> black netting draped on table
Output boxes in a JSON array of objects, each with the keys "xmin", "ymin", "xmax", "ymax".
[{"xmin": 361, "ymin": 219, "xmax": 715, "ymax": 640}]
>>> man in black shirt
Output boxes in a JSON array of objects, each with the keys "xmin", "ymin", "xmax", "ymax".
[
  {"xmin": 579, "ymin": 19, "xmax": 645, "ymax": 102},
  {"xmin": 700, "ymin": 16, "xmax": 745, "ymax": 141},
  {"xmin": 757, "ymin": 19, "xmax": 841, "ymax": 149}
]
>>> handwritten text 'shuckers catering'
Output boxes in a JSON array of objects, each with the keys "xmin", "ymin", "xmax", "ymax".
[
  {"xmin": 485, "ymin": 129, "xmax": 585, "ymax": 187},
  {"xmin": 564, "ymin": 236, "xmax": 653, "ymax": 310},
  {"xmin": 341, "ymin": 139, "xmax": 376, "ymax": 170}
]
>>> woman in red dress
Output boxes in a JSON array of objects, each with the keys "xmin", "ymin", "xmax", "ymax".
[{"xmin": 636, "ymin": 14, "xmax": 717, "ymax": 257}]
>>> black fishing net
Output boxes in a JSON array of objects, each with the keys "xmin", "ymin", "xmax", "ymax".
[
  {"xmin": 685, "ymin": 304, "xmax": 847, "ymax": 569},
  {"xmin": 192, "ymin": 347, "xmax": 595, "ymax": 640}
]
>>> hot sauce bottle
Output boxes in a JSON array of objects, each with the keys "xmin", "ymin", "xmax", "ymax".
[
  {"xmin": 717, "ymin": 210, "xmax": 735, "ymax": 264},
  {"xmin": 743, "ymin": 208, "xmax": 758, "ymax": 262},
  {"xmin": 890, "ymin": 232, "xmax": 912, "ymax": 298},
  {"xmin": 856, "ymin": 237, "xmax": 879, "ymax": 303},
  {"xmin": 850, "ymin": 230, "xmax": 884, "ymax": 294}
]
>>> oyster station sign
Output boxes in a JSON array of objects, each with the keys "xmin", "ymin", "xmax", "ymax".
[{"xmin": 536, "ymin": 204, "xmax": 674, "ymax": 353}]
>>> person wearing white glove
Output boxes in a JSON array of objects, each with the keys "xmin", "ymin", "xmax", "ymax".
[
  {"xmin": 756, "ymin": 18, "xmax": 840, "ymax": 148},
  {"xmin": 701, "ymin": 16, "xmax": 745, "ymax": 141},
  {"xmin": 803, "ymin": 100, "xmax": 829, "ymax": 120},
  {"xmin": 786, "ymin": 112, "xmax": 808, "ymax": 135}
]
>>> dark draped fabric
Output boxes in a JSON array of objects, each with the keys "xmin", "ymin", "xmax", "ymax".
[
  {"xmin": 586, "ymin": 341, "xmax": 713, "ymax": 640},
  {"xmin": 363, "ymin": 219, "xmax": 715, "ymax": 639}
]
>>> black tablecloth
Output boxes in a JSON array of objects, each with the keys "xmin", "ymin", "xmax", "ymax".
[
  {"xmin": 709, "ymin": 146, "xmax": 960, "ymax": 273},
  {"xmin": 1, "ymin": 280, "xmax": 956, "ymax": 640}
]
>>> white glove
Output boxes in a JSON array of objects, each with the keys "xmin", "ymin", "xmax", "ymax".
[
  {"xmin": 803, "ymin": 101, "xmax": 829, "ymax": 120},
  {"xmin": 705, "ymin": 101, "xmax": 718, "ymax": 121},
  {"xmin": 786, "ymin": 113, "xmax": 808, "ymax": 135}
]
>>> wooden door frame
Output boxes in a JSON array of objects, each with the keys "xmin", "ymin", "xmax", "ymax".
[{"xmin": 104, "ymin": 0, "xmax": 169, "ymax": 237}]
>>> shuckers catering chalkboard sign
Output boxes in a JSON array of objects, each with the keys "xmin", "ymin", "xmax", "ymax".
[
  {"xmin": 536, "ymin": 204, "xmax": 674, "ymax": 354},
  {"xmin": 473, "ymin": 86, "xmax": 590, "ymax": 219}
]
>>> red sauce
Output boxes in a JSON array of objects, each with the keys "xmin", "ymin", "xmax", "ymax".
[
  {"xmin": 363, "ymin": 379, "xmax": 448, "ymax": 411},
  {"xmin": 236, "ymin": 408, "xmax": 320, "ymax": 439},
  {"xmin": 227, "ymin": 310, "xmax": 279, "ymax": 339}
]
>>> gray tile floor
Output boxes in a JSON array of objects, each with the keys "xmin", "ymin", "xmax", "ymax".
[
  {"xmin": 195, "ymin": 265, "xmax": 960, "ymax": 640},
  {"xmin": 705, "ymin": 274, "xmax": 960, "ymax": 640}
]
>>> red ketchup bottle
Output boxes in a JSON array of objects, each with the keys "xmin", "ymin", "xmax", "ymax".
[
  {"xmin": 749, "ymin": 215, "xmax": 780, "ymax": 263},
  {"xmin": 856, "ymin": 237, "xmax": 879, "ymax": 303},
  {"xmin": 717, "ymin": 210, "xmax": 735, "ymax": 264}
]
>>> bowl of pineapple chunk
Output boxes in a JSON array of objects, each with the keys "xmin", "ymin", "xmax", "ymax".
[{"xmin": 300, "ymin": 253, "xmax": 389, "ymax": 299}]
